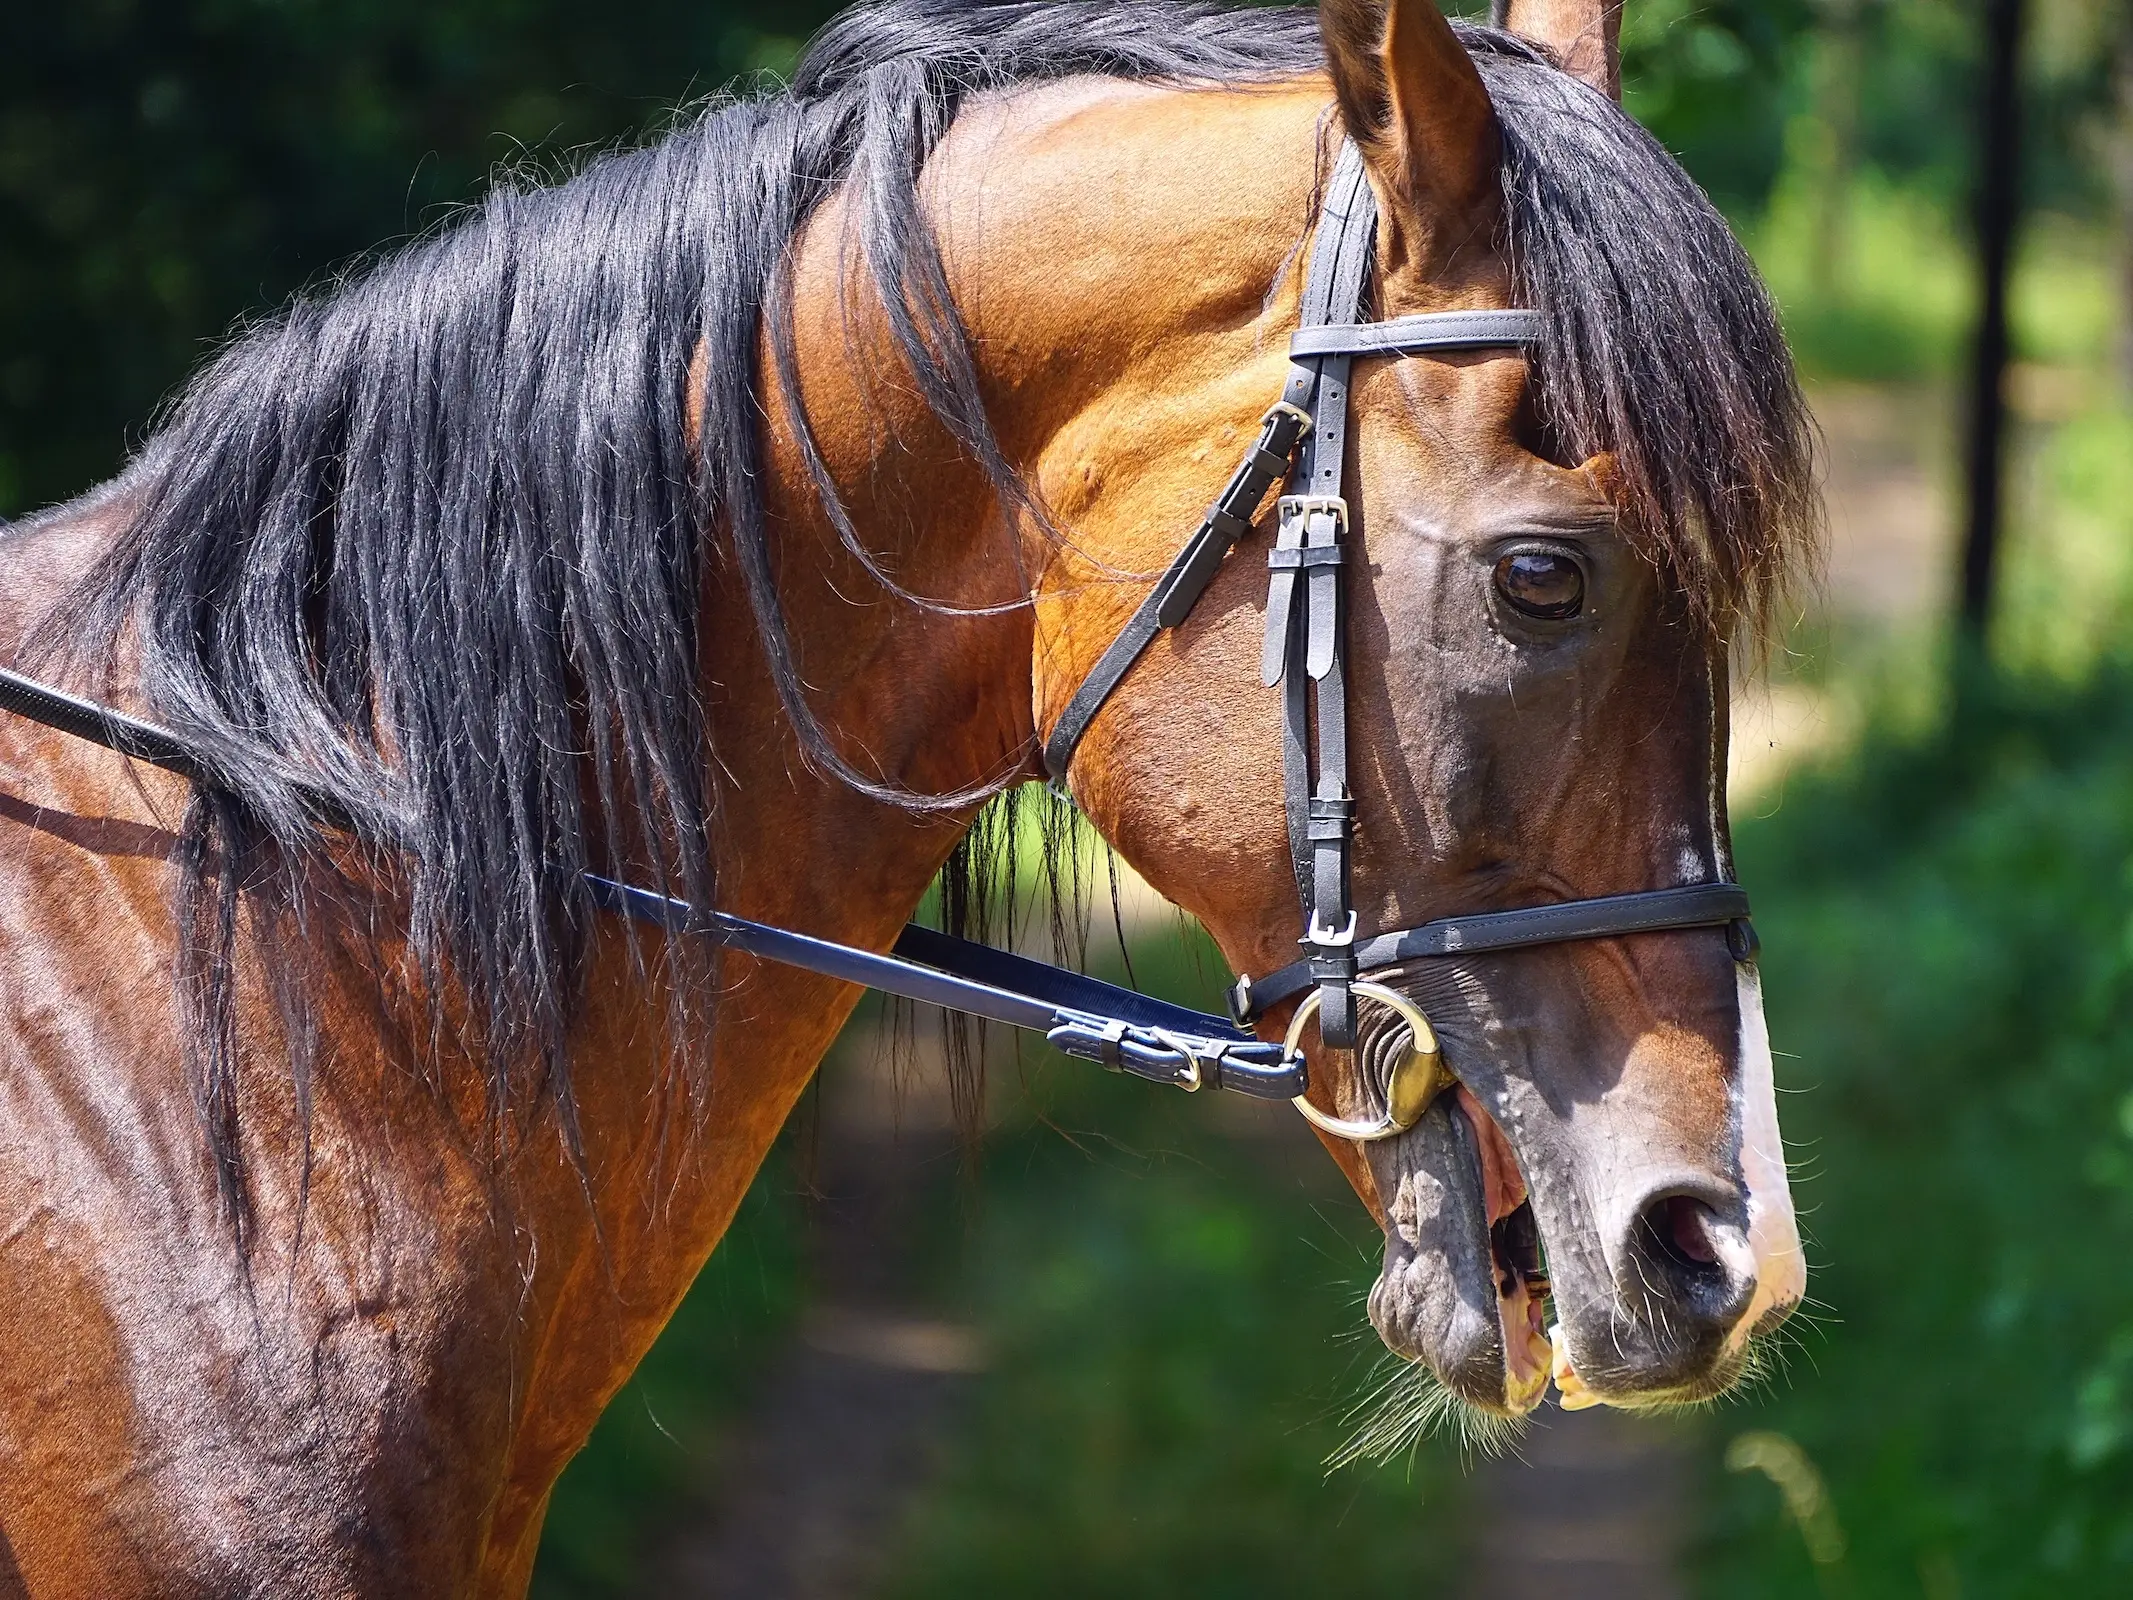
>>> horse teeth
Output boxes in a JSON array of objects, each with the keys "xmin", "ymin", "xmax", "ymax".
[{"xmin": 1549, "ymin": 1324, "xmax": 1606, "ymax": 1410}]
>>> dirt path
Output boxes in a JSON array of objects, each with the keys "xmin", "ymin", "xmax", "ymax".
[
  {"xmin": 647, "ymin": 1032, "xmax": 981, "ymax": 1599},
  {"xmin": 1462, "ymin": 1406, "xmax": 1692, "ymax": 1600}
]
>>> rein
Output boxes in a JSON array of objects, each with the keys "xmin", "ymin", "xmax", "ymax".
[{"xmin": 0, "ymin": 140, "xmax": 1754, "ymax": 1143}]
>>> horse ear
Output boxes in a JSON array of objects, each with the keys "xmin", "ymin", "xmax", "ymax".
[
  {"xmin": 1493, "ymin": 0, "xmax": 1623, "ymax": 100},
  {"xmin": 1319, "ymin": 0, "xmax": 1498, "ymax": 241}
]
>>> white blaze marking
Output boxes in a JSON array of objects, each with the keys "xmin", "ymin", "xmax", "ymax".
[{"xmin": 1729, "ymin": 962, "xmax": 1804, "ymax": 1350}]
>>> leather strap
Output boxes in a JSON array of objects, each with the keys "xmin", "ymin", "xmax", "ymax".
[
  {"xmin": 0, "ymin": 662, "xmax": 1305, "ymax": 1100},
  {"xmin": 1288, "ymin": 310, "xmax": 1543, "ymax": 358},
  {"xmin": 1042, "ymin": 400, "xmax": 1308, "ymax": 781},
  {"xmin": 588, "ymin": 877, "xmax": 1302, "ymax": 1097},
  {"xmin": 0, "ymin": 667, "xmax": 208, "ymax": 780},
  {"xmin": 1229, "ymin": 883, "xmax": 1756, "ymax": 1025},
  {"xmin": 1277, "ymin": 142, "xmax": 1375, "ymax": 1048},
  {"xmin": 0, "ymin": 666, "xmax": 366, "ymax": 831}
]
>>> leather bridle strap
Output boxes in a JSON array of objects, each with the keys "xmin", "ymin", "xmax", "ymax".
[
  {"xmin": 1267, "ymin": 141, "xmax": 1374, "ymax": 1049},
  {"xmin": 1228, "ymin": 882, "xmax": 1758, "ymax": 1026},
  {"xmin": 1041, "ymin": 139, "xmax": 1757, "ymax": 1064},
  {"xmin": 1284, "ymin": 310, "xmax": 1542, "ymax": 358}
]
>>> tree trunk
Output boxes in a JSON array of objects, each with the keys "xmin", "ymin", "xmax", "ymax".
[{"xmin": 1959, "ymin": 0, "xmax": 2026, "ymax": 647}]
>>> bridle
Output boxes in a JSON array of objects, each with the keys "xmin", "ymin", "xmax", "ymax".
[
  {"xmin": 1040, "ymin": 140, "xmax": 1754, "ymax": 1137},
  {"xmin": 0, "ymin": 141, "xmax": 1753, "ymax": 1146}
]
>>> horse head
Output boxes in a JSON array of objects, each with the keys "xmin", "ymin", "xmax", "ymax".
[{"xmin": 1026, "ymin": 0, "xmax": 1811, "ymax": 1418}]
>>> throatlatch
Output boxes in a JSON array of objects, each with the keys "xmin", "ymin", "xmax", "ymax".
[{"xmin": 0, "ymin": 143, "xmax": 1756, "ymax": 1142}]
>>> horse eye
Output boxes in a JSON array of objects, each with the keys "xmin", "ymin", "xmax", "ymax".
[{"xmin": 1493, "ymin": 551, "xmax": 1585, "ymax": 621}]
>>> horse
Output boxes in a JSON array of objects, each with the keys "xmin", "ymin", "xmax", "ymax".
[{"xmin": 0, "ymin": 0, "xmax": 1817, "ymax": 1590}]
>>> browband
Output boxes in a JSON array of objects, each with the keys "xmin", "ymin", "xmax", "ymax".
[{"xmin": 1286, "ymin": 309, "xmax": 1543, "ymax": 358}]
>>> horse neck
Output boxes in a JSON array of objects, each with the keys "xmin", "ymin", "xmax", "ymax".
[
  {"xmin": 578, "ymin": 77, "xmax": 1348, "ymax": 1291},
  {"xmin": 518, "ymin": 56, "xmax": 1341, "ymax": 1392}
]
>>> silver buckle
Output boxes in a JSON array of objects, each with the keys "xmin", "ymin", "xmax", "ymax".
[
  {"xmin": 1143, "ymin": 1028, "xmax": 1206, "ymax": 1094},
  {"xmin": 1306, "ymin": 908, "xmax": 1359, "ymax": 948},
  {"xmin": 1278, "ymin": 493, "xmax": 1349, "ymax": 535}
]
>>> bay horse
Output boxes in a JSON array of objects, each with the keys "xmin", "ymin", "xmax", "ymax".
[{"xmin": 0, "ymin": 0, "xmax": 1816, "ymax": 1590}]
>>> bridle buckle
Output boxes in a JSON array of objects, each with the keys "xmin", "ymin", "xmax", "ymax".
[
  {"xmin": 1278, "ymin": 492, "xmax": 1349, "ymax": 535},
  {"xmin": 1305, "ymin": 908, "xmax": 1358, "ymax": 949}
]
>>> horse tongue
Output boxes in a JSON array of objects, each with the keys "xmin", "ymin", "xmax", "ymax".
[
  {"xmin": 1454, "ymin": 1086, "xmax": 1551, "ymax": 1412},
  {"xmin": 1455, "ymin": 1085, "xmax": 1527, "ymax": 1223}
]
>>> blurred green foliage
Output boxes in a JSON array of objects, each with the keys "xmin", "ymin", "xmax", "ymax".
[
  {"xmin": 1621, "ymin": 0, "xmax": 1816, "ymax": 210},
  {"xmin": 880, "ymin": 1043, "xmax": 1470, "ymax": 1595},
  {"xmin": 1701, "ymin": 661, "xmax": 2133, "ymax": 1594},
  {"xmin": 1753, "ymin": 177, "xmax": 2120, "ymax": 381},
  {"xmin": 532, "ymin": 1150, "xmax": 805, "ymax": 1595},
  {"xmin": 0, "ymin": 0, "xmax": 828, "ymax": 514}
]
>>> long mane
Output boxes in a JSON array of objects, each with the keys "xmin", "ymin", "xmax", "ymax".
[{"xmin": 28, "ymin": 0, "xmax": 1814, "ymax": 1224}]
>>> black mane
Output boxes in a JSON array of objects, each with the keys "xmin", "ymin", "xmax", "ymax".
[{"xmin": 30, "ymin": 1, "xmax": 1813, "ymax": 1226}]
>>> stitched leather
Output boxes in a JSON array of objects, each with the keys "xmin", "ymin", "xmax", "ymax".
[
  {"xmin": 1283, "ymin": 143, "xmax": 1373, "ymax": 1047},
  {"xmin": 1231, "ymin": 884, "xmax": 1756, "ymax": 1023},
  {"xmin": 1288, "ymin": 309, "xmax": 1544, "ymax": 358}
]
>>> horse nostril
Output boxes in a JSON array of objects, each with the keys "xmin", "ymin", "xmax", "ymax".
[
  {"xmin": 1608, "ymin": 1191, "xmax": 1757, "ymax": 1374},
  {"xmin": 1645, "ymin": 1193, "xmax": 1722, "ymax": 1271}
]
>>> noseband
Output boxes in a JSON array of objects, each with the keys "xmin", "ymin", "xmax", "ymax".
[{"xmin": 0, "ymin": 141, "xmax": 1752, "ymax": 1145}]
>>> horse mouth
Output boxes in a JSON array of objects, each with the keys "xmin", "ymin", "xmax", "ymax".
[
  {"xmin": 1459, "ymin": 1086, "xmax": 1554, "ymax": 1415},
  {"xmin": 1362, "ymin": 1081, "xmax": 1553, "ymax": 1417},
  {"xmin": 1365, "ymin": 1077, "xmax": 1765, "ymax": 1419}
]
